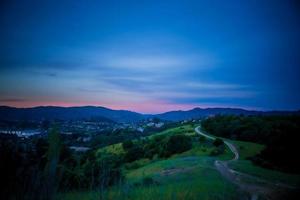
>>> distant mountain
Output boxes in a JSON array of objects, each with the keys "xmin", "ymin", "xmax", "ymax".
[
  {"xmin": 0, "ymin": 106, "xmax": 299, "ymax": 123},
  {"xmin": 0, "ymin": 106, "xmax": 144, "ymax": 123},
  {"xmin": 154, "ymin": 107, "xmax": 300, "ymax": 121}
]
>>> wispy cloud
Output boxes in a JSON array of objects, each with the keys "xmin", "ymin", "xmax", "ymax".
[{"xmin": 100, "ymin": 54, "xmax": 214, "ymax": 71}]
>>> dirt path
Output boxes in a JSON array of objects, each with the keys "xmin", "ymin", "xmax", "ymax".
[{"xmin": 195, "ymin": 126, "xmax": 295, "ymax": 200}]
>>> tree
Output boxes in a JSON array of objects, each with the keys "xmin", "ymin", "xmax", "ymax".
[
  {"xmin": 125, "ymin": 145, "xmax": 144, "ymax": 162},
  {"xmin": 44, "ymin": 126, "xmax": 62, "ymax": 199}
]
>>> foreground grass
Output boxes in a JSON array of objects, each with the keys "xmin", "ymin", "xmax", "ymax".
[
  {"xmin": 118, "ymin": 156, "xmax": 239, "ymax": 200},
  {"xmin": 57, "ymin": 156, "xmax": 240, "ymax": 200},
  {"xmin": 126, "ymin": 156, "xmax": 214, "ymax": 183}
]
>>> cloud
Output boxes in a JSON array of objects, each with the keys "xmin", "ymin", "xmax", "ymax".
[{"xmin": 101, "ymin": 55, "xmax": 197, "ymax": 70}]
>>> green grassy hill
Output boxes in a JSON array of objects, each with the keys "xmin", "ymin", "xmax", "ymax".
[{"xmin": 57, "ymin": 124, "xmax": 242, "ymax": 200}]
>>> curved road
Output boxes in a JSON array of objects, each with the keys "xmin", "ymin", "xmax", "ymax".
[
  {"xmin": 195, "ymin": 126, "xmax": 239, "ymax": 161},
  {"xmin": 195, "ymin": 126, "xmax": 293, "ymax": 200}
]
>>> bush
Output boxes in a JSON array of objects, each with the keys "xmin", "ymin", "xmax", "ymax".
[
  {"xmin": 125, "ymin": 145, "xmax": 144, "ymax": 162},
  {"xmin": 122, "ymin": 140, "xmax": 134, "ymax": 151},
  {"xmin": 199, "ymin": 136, "xmax": 206, "ymax": 142},
  {"xmin": 161, "ymin": 134, "xmax": 192, "ymax": 157},
  {"xmin": 142, "ymin": 177, "xmax": 157, "ymax": 186},
  {"xmin": 213, "ymin": 138, "xmax": 224, "ymax": 147},
  {"xmin": 210, "ymin": 146, "xmax": 224, "ymax": 156}
]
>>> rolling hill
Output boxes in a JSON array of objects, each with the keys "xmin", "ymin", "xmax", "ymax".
[
  {"xmin": 0, "ymin": 106, "xmax": 144, "ymax": 123},
  {"xmin": 0, "ymin": 106, "xmax": 299, "ymax": 123}
]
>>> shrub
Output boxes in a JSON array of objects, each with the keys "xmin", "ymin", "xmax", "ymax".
[
  {"xmin": 161, "ymin": 134, "xmax": 192, "ymax": 157},
  {"xmin": 124, "ymin": 145, "xmax": 144, "ymax": 162},
  {"xmin": 213, "ymin": 138, "xmax": 224, "ymax": 147},
  {"xmin": 122, "ymin": 140, "xmax": 134, "ymax": 151},
  {"xmin": 142, "ymin": 177, "xmax": 157, "ymax": 186},
  {"xmin": 199, "ymin": 136, "xmax": 206, "ymax": 142},
  {"xmin": 210, "ymin": 146, "xmax": 224, "ymax": 156}
]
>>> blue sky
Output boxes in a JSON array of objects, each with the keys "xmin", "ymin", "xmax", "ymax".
[{"xmin": 0, "ymin": 0, "xmax": 300, "ymax": 113}]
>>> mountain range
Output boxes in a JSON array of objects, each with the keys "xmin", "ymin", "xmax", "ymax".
[{"xmin": 0, "ymin": 106, "xmax": 299, "ymax": 123}]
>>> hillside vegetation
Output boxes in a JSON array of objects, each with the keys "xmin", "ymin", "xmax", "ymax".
[
  {"xmin": 201, "ymin": 115, "xmax": 300, "ymax": 174},
  {"xmin": 56, "ymin": 124, "xmax": 240, "ymax": 200}
]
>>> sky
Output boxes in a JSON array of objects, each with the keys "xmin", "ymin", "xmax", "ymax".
[{"xmin": 0, "ymin": 0, "xmax": 300, "ymax": 113}]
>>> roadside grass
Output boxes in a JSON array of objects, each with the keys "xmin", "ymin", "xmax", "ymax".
[
  {"xmin": 199, "ymin": 126, "xmax": 300, "ymax": 187},
  {"xmin": 174, "ymin": 139, "xmax": 234, "ymax": 161},
  {"xmin": 228, "ymin": 139, "xmax": 300, "ymax": 186},
  {"xmin": 229, "ymin": 140, "xmax": 265, "ymax": 160},
  {"xmin": 229, "ymin": 160, "xmax": 300, "ymax": 186}
]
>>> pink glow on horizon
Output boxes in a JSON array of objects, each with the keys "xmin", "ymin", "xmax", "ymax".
[
  {"xmin": 0, "ymin": 100, "xmax": 198, "ymax": 114},
  {"xmin": 0, "ymin": 100, "xmax": 260, "ymax": 114}
]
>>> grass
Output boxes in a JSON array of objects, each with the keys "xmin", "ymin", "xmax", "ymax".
[
  {"xmin": 125, "ymin": 156, "xmax": 213, "ymax": 182},
  {"xmin": 55, "ymin": 191, "xmax": 99, "ymax": 200},
  {"xmin": 230, "ymin": 160, "xmax": 300, "ymax": 186},
  {"xmin": 197, "ymin": 127, "xmax": 264, "ymax": 157},
  {"xmin": 107, "ymin": 172, "xmax": 239, "ymax": 200},
  {"xmin": 227, "ymin": 140, "xmax": 300, "ymax": 186},
  {"xmin": 149, "ymin": 124, "xmax": 196, "ymax": 138},
  {"xmin": 174, "ymin": 139, "xmax": 234, "ymax": 161},
  {"xmin": 96, "ymin": 125, "xmax": 197, "ymax": 157},
  {"xmin": 58, "ymin": 180, "xmax": 239, "ymax": 200},
  {"xmin": 198, "ymin": 126, "xmax": 300, "ymax": 187},
  {"xmin": 229, "ymin": 140, "xmax": 265, "ymax": 160},
  {"xmin": 57, "ymin": 156, "xmax": 240, "ymax": 200}
]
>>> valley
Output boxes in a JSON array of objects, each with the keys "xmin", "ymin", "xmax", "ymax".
[{"xmin": 1, "ymin": 113, "xmax": 299, "ymax": 200}]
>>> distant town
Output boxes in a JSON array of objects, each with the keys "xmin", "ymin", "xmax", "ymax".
[{"xmin": 0, "ymin": 117, "xmax": 200, "ymax": 152}]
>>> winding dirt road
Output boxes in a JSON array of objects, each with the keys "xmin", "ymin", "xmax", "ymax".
[{"xmin": 195, "ymin": 126, "xmax": 295, "ymax": 200}]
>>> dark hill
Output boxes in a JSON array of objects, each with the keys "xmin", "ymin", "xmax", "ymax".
[
  {"xmin": 154, "ymin": 107, "xmax": 300, "ymax": 121},
  {"xmin": 0, "ymin": 106, "xmax": 299, "ymax": 123},
  {"xmin": 0, "ymin": 106, "xmax": 144, "ymax": 123}
]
